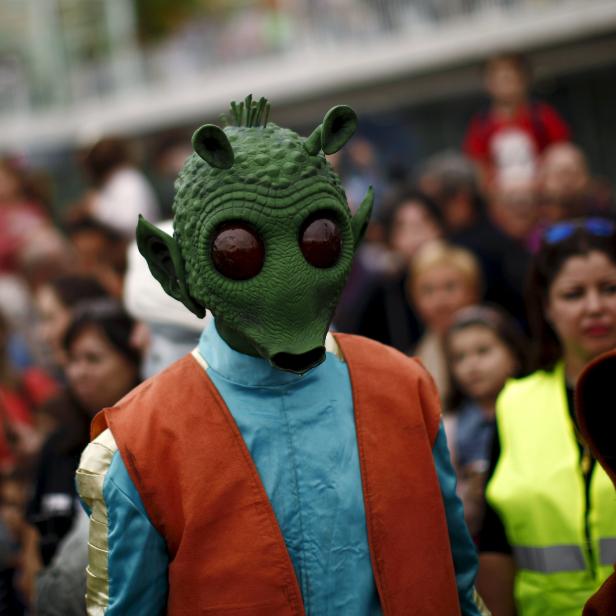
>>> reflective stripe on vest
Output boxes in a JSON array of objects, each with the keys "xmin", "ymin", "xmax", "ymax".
[
  {"xmin": 600, "ymin": 538, "xmax": 616, "ymax": 565},
  {"xmin": 513, "ymin": 545, "xmax": 586, "ymax": 573},
  {"xmin": 486, "ymin": 364, "xmax": 616, "ymax": 616},
  {"xmin": 513, "ymin": 540, "xmax": 616, "ymax": 572}
]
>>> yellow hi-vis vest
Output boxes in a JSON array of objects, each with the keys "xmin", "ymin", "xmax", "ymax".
[{"xmin": 486, "ymin": 363, "xmax": 616, "ymax": 616}]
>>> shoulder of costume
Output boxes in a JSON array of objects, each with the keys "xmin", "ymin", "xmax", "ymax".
[
  {"xmin": 76, "ymin": 428, "xmax": 118, "ymax": 509},
  {"xmin": 117, "ymin": 353, "xmax": 202, "ymax": 407},
  {"xmin": 90, "ymin": 352, "xmax": 209, "ymax": 442},
  {"xmin": 333, "ymin": 332, "xmax": 427, "ymax": 372},
  {"xmin": 333, "ymin": 332, "xmax": 441, "ymax": 442}
]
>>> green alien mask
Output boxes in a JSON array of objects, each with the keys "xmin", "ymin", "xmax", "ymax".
[{"xmin": 137, "ymin": 96, "xmax": 373, "ymax": 373}]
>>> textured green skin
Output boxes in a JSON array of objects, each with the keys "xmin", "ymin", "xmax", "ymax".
[
  {"xmin": 139, "ymin": 112, "xmax": 372, "ymax": 370},
  {"xmin": 176, "ymin": 124, "xmax": 352, "ymax": 359}
]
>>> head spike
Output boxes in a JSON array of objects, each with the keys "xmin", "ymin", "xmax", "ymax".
[
  {"xmin": 263, "ymin": 102, "xmax": 271, "ymax": 127},
  {"xmin": 222, "ymin": 96, "xmax": 271, "ymax": 127},
  {"xmin": 230, "ymin": 101, "xmax": 238, "ymax": 124},
  {"xmin": 255, "ymin": 97, "xmax": 267, "ymax": 125},
  {"xmin": 244, "ymin": 94, "xmax": 253, "ymax": 125},
  {"xmin": 248, "ymin": 100, "xmax": 257, "ymax": 127}
]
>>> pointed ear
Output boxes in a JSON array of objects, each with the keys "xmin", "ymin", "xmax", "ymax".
[
  {"xmin": 351, "ymin": 187, "xmax": 374, "ymax": 250},
  {"xmin": 321, "ymin": 105, "xmax": 357, "ymax": 154},
  {"xmin": 192, "ymin": 124, "xmax": 234, "ymax": 169},
  {"xmin": 136, "ymin": 216, "xmax": 206, "ymax": 318},
  {"xmin": 304, "ymin": 126, "xmax": 322, "ymax": 156}
]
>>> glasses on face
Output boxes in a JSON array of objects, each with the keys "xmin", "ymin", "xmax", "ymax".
[{"xmin": 544, "ymin": 218, "xmax": 616, "ymax": 245}]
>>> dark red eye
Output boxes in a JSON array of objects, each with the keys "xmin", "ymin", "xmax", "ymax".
[
  {"xmin": 211, "ymin": 222, "xmax": 264, "ymax": 280},
  {"xmin": 300, "ymin": 216, "xmax": 341, "ymax": 268}
]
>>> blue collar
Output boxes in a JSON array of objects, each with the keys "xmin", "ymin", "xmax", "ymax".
[{"xmin": 197, "ymin": 321, "xmax": 308, "ymax": 388}]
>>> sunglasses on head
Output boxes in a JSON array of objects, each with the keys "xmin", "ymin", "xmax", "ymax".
[{"xmin": 544, "ymin": 218, "xmax": 615, "ymax": 245}]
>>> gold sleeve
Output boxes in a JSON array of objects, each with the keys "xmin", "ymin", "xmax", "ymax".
[
  {"xmin": 75, "ymin": 428, "xmax": 118, "ymax": 615},
  {"xmin": 473, "ymin": 588, "xmax": 493, "ymax": 616}
]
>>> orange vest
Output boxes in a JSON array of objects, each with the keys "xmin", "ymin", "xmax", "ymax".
[{"xmin": 92, "ymin": 333, "xmax": 460, "ymax": 615}]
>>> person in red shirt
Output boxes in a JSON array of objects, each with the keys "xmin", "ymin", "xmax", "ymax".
[{"xmin": 464, "ymin": 53, "xmax": 570, "ymax": 190}]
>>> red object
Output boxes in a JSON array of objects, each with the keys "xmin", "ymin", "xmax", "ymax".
[
  {"xmin": 92, "ymin": 334, "xmax": 460, "ymax": 615},
  {"xmin": 576, "ymin": 350, "xmax": 616, "ymax": 616},
  {"xmin": 0, "ymin": 201, "xmax": 47, "ymax": 273},
  {"xmin": 583, "ymin": 574, "xmax": 616, "ymax": 616},
  {"xmin": 463, "ymin": 102, "xmax": 570, "ymax": 182},
  {"xmin": 0, "ymin": 368, "xmax": 58, "ymax": 467}
]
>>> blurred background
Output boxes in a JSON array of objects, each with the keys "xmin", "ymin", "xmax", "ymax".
[
  {"xmin": 1, "ymin": 1, "xmax": 616, "ymax": 614},
  {"xmin": 2, "ymin": 0, "xmax": 616, "ymax": 213}
]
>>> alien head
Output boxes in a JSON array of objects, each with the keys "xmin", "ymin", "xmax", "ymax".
[{"xmin": 137, "ymin": 96, "xmax": 373, "ymax": 374}]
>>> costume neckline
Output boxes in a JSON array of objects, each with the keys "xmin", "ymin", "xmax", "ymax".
[{"xmin": 197, "ymin": 321, "xmax": 317, "ymax": 388}]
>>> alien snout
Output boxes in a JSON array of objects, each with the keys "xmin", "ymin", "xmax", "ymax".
[{"xmin": 271, "ymin": 347, "xmax": 325, "ymax": 374}]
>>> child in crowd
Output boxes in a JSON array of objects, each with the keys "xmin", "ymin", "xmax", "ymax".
[
  {"xmin": 409, "ymin": 241, "xmax": 482, "ymax": 404},
  {"xmin": 443, "ymin": 305, "xmax": 528, "ymax": 537}
]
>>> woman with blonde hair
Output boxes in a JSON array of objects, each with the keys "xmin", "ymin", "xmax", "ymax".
[{"xmin": 408, "ymin": 241, "xmax": 483, "ymax": 404}]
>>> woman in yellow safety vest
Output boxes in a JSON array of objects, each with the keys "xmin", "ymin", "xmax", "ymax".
[{"xmin": 477, "ymin": 218, "xmax": 616, "ymax": 616}]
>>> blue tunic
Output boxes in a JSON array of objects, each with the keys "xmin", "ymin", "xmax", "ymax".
[{"xmin": 93, "ymin": 323, "xmax": 482, "ymax": 615}]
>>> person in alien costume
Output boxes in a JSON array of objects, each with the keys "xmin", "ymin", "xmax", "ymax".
[{"xmin": 76, "ymin": 96, "xmax": 488, "ymax": 615}]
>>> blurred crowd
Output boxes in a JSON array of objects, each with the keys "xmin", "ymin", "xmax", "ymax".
[{"xmin": 0, "ymin": 52, "xmax": 614, "ymax": 615}]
